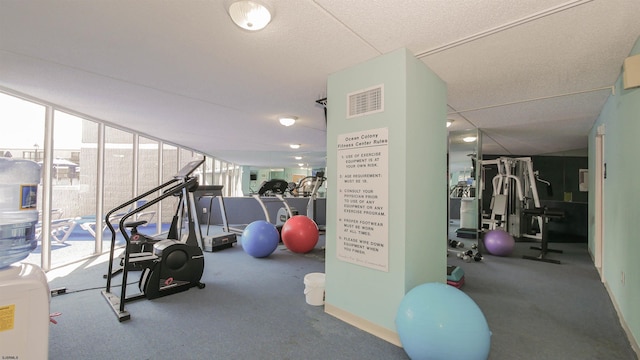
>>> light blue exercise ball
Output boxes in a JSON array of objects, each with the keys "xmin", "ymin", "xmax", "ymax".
[
  {"xmin": 395, "ymin": 282, "xmax": 491, "ymax": 360},
  {"xmin": 241, "ymin": 220, "xmax": 280, "ymax": 258}
]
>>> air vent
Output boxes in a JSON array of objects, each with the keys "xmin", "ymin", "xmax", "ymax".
[{"xmin": 347, "ymin": 85, "xmax": 383, "ymax": 118}]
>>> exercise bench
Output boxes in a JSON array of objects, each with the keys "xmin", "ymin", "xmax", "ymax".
[{"xmin": 522, "ymin": 207, "xmax": 565, "ymax": 264}]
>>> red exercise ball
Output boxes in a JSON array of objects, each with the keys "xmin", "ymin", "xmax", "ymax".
[{"xmin": 281, "ymin": 215, "xmax": 319, "ymax": 253}]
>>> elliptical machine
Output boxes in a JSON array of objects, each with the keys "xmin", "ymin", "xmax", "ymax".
[{"xmin": 102, "ymin": 159, "xmax": 206, "ymax": 322}]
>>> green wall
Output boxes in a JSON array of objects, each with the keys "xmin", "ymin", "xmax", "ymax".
[
  {"xmin": 325, "ymin": 48, "xmax": 447, "ymax": 342},
  {"xmin": 588, "ymin": 36, "xmax": 640, "ymax": 350}
]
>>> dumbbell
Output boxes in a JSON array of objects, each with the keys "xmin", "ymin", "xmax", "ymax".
[
  {"xmin": 473, "ymin": 252, "xmax": 483, "ymax": 262},
  {"xmin": 458, "ymin": 250, "xmax": 483, "ymax": 262},
  {"xmin": 461, "ymin": 250, "xmax": 473, "ymax": 262},
  {"xmin": 449, "ymin": 240, "xmax": 464, "ymax": 248}
]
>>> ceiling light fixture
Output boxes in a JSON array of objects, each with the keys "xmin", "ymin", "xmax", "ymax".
[
  {"xmin": 463, "ymin": 136, "xmax": 477, "ymax": 143},
  {"xmin": 289, "ymin": 144, "xmax": 300, "ymax": 149},
  {"xmin": 446, "ymin": 119, "xmax": 454, "ymax": 127},
  {"xmin": 294, "ymin": 156, "xmax": 302, "ymax": 160},
  {"xmin": 279, "ymin": 116, "xmax": 297, "ymax": 126},
  {"xmin": 228, "ymin": 1, "xmax": 272, "ymax": 31}
]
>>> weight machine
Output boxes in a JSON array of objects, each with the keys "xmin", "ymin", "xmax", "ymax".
[{"xmin": 481, "ymin": 157, "xmax": 552, "ymax": 240}]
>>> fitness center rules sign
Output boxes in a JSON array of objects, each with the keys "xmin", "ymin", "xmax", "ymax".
[{"xmin": 336, "ymin": 127, "xmax": 389, "ymax": 272}]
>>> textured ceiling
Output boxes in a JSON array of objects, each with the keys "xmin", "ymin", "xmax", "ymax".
[{"xmin": 1, "ymin": 0, "xmax": 639, "ymax": 169}]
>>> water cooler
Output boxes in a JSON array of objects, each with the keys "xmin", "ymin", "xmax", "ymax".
[{"xmin": 0, "ymin": 158, "xmax": 49, "ymax": 359}]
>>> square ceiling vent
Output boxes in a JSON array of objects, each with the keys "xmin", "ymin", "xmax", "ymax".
[{"xmin": 347, "ymin": 84, "xmax": 384, "ymax": 119}]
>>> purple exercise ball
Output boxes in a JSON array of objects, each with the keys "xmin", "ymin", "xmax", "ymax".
[{"xmin": 484, "ymin": 229, "xmax": 515, "ymax": 256}]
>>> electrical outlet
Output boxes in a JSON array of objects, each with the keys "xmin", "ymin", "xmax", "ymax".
[{"xmin": 202, "ymin": 207, "xmax": 207, "ymax": 214}]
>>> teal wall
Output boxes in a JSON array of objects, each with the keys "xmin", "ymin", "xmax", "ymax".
[
  {"xmin": 325, "ymin": 48, "xmax": 447, "ymax": 337},
  {"xmin": 588, "ymin": 36, "xmax": 640, "ymax": 349}
]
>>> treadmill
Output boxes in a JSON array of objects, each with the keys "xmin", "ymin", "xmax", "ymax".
[{"xmin": 194, "ymin": 185, "xmax": 238, "ymax": 252}]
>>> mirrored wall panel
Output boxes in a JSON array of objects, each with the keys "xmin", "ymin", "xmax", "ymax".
[{"xmin": 448, "ymin": 129, "xmax": 482, "ymax": 249}]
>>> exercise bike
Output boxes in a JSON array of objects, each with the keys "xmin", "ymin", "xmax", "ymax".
[
  {"xmin": 102, "ymin": 159, "xmax": 206, "ymax": 322},
  {"xmin": 288, "ymin": 172, "xmax": 326, "ymax": 231}
]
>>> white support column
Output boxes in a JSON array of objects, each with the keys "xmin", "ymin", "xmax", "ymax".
[
  {"xmin": 40, "ymin": 106, "xmax": 54, "ymax": 271},
  {"xmin": 95, "ymin": 123, "xmax": 105, "ymax": 253}
]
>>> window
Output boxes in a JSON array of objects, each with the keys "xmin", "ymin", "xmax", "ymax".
[
  {"xmin": 48, "ymin": 111, "xmax": 98, "ymax": 268},
  {"xmin": 0, "ymin": 93, "xmax": 45, "ymax": 268},
  {"xmin": 1, "ymin": 90, "xmax": 239, "ymax": 270},
  {"xmin": 137, "ymin": 136, "xmax": 160, "ymax": 232}
]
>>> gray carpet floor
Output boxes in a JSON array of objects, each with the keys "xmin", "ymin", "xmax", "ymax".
[
  {"xmin": 457, "ymin": 240, "xmax": 637, "ymax": 360},
  {"xmin": 44, "ymin": 233, "xmax": 637, "ymax": 359}
]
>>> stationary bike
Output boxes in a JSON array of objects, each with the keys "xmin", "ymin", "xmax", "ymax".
[{"xmin": 289, "ymin": 172, "xmax": 326, "ymax": 231}]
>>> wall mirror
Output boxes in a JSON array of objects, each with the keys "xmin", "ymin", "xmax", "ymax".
[{"xmin": 448, "ymin": 128, "xmax": 482, "ymax": 249}]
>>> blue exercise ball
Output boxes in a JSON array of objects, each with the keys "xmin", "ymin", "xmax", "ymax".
[
  {"xmin": 484, "ymin": 229, "xmax": 515, "ymax": 257},
  {"xmin": 395, "ymin": 282, "xmax": 491, "ymax": 360},
  {"xmin": 241, "ymin": 220, "xmax": 280, "ymax": 258}
]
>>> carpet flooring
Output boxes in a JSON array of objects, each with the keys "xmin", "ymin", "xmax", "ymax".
[{"xmin": 41, "ymin": 231, "xmax": 638, "ymax": 359}]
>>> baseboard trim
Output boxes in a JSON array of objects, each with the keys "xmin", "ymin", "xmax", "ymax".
[
  {"xmin": 603, "ymin": 281, "xmax": 640, "ymax": 357},
  {"xmin": 324, "ymin": 303, "xmax": 402, "ymax": 347}
]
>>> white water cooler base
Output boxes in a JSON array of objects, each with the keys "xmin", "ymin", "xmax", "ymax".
[{"xmin": 0, "ymin": 263, "xmax": 50, "ymax": 359}]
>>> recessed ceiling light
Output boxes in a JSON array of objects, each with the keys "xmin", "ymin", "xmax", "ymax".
[
  {"xmin": 463, "ymin": 136, "xmax": 477, "ymax": 143},
  {"xmin": 228, "ymin": 1, "xmax": 272, "ymax": 31},
  {"xmin": 289, "ymin": 144, "xmax": 301, "ymax": 149},
  {"xmin": 294, "ymin": 156, "xmax": 302, "ymax": 160},
  {"xmin": 298, "ymin": 163, "xmax": 304, "ymax": 167},
  {"xmin": 279, "ymin": 116, "xmax": 297, "ymax": 126}
]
